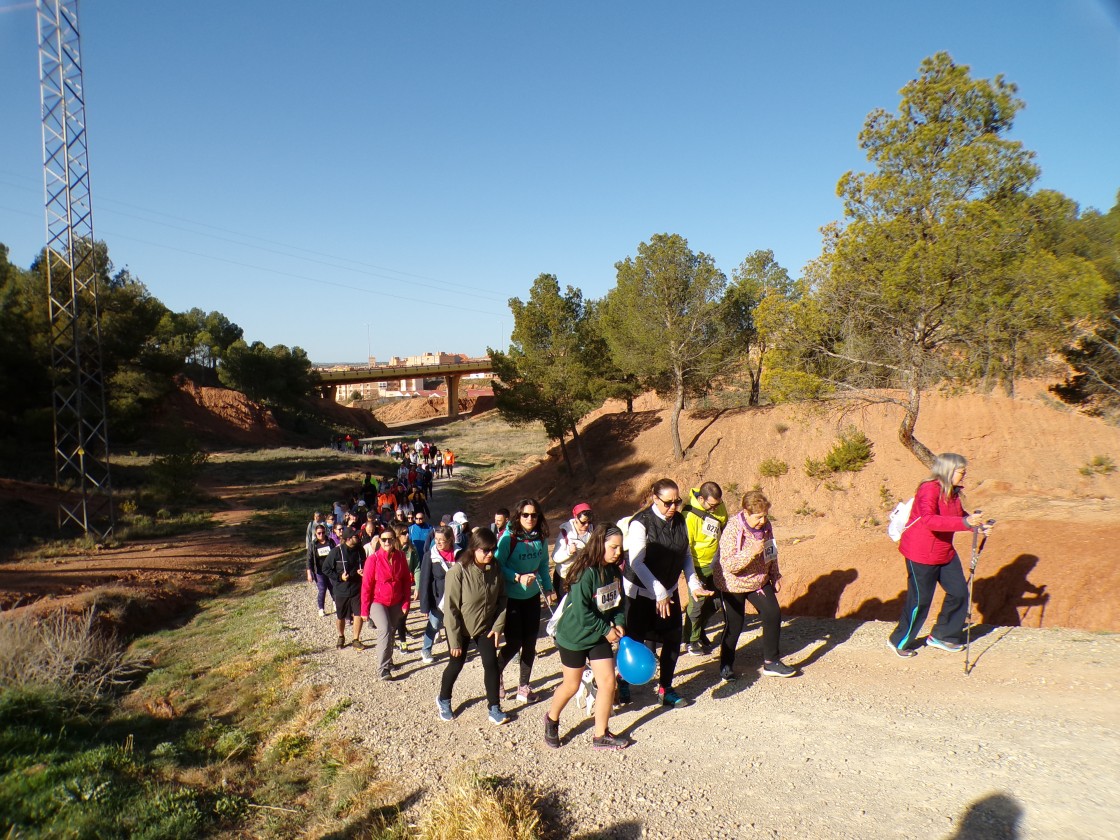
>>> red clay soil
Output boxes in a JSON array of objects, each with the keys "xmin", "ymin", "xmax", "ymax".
[
  {"xmin": 371, "ymin": 394, "xmax": 494, "ymax": 426},
  {"xmin": 475, "ymin": 382, "xmax": 1120, "ymax": 633}
]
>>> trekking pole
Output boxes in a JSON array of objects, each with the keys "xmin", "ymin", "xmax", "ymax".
[{"xmin": 964, "ymin": 524, "xmax": 990, "ymax": 676}]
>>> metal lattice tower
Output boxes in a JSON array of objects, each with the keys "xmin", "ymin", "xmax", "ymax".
[{"xmin": 37, "ymin": 0, "xmax": 114, "ymax": 539}]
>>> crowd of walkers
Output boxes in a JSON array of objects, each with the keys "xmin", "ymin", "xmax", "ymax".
[{"xmin": 306, "ymin": 446, "xmax": 994, "ymax": 751}]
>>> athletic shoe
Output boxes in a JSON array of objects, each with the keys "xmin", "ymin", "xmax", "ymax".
[
  {"xmin": 318, "ymin": 608, "xmax": 326, "ymax": 617},
  {"xmin": 351, "ymin": 639, "xmax": 367, "ymax": 651},
  {"xmin": 543, "ymin": 713, "xmax": 561, "ymax": 749},
  {"xmin": 592, "ymin": 731, "xmax": 633, "ymax": 751},
  {"xmin": 379, "ymin": 671, "xmax": 394, "ymax": 682},
  {"xmin": 420, "ymin": 649, "xmax": 434, "ymax": 664},
  {"xmin": 762, "ymin": 660, "xmax": 797, "ymax": 678},
  {"xmin": 615, "ymin": 680, "xmax": 631, "ymax": 706},
  {"xmin": 436, "ymin": 698, "xmax": 454, "ymax": 722},
  {"xmin": 886, "ymin": 640, "xmax": 917, "ymax": 658},
  {"xmin": 336, "ymin": 635, "xmax": 345, "ymax": 650},
  {"xmin": 926, "ymin": 636, "xmax": 964, "ymax": 652},
  {"xmin": 658, "ymin": 687, "xmax": 690, "ymax": 708},
  {"xmin": 397, "ymin": 639, "xmax": 410, "ymax": 652},
  {"xmin": 488, "ymin": 705, "xmax": 510, "ymax": 726},
  {"xmin": 699, "ymin": 638, "xmax": 714, "ymax": 654},
  {"xmin": 686, "ymin": 642, "xmax": 707, "ymax": 656},
  {"xmin": 719, "ymin": 665, "xmax": 738, "ymax": 682},
  {"xmin": 516, "ymin": 685, "xmax": 538, "ymax": 704}
]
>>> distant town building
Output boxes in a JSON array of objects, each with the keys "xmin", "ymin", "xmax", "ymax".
[{"xmin": 317, "ymin": 352, "xmax": 490, "ymax": 402}]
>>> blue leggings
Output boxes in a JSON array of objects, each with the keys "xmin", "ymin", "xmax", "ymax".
[{"xmin": 889, "ymin": 556, "xmax": 969, "ymax": 649}]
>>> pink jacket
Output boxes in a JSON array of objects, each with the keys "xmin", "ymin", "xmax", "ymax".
[
  {"xmin": 898, "ymin": 480, "xmax": 972, "ymax": 565},
  {"xmin": 360, "ymin": 547, "xmax": 413, "ymax": 615},
  {"xmin": 713, "ymin": 512, "xmax": 779, "ymax": 594}
]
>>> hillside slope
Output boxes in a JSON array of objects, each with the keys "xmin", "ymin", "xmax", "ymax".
[{"xmin": 476, "ymin": 384, "xmax": 1120, "ymax": 632}]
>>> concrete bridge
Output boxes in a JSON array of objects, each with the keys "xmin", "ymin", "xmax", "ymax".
[{"xmin": 312, "ymin": 357, "xmax": 493, "ymax": 419}]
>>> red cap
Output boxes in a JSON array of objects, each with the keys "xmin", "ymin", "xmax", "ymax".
[{"xmin": 572, "ymin": 503, "xmax": 592, "ymax": 517}]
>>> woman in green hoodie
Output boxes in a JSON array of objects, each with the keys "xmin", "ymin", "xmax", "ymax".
[{"xmin": 543, "ymin": 524, "xmax": 631, "ymax": 750}]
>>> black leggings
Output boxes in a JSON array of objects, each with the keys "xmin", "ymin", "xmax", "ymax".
[
  {"xmin": 439, "ymin": 633, "xmax": 500, "ymax": 707},
  {"xmin": 499, "ymin": 596, "xmax": 542, "ymax": 686},
  {"xmin": 720, "ymin": 584, "xmax": 781, "ymax": 667},
  {"xmin": 624, "ymin": 594, "xmax": 683, "ymax": 691}
]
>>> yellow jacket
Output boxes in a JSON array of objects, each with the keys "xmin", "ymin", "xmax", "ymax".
[{"xmin": 684, "ymin": 487, "xmax": 727, "ymax": 571}]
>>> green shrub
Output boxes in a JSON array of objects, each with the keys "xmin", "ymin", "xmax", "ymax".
[
  {"xmin": 759, "ymin": 458, "xmax": 789, "ymax": 478},
  {"xmin": 1080, "ymin": 455, "xmax": 1117, "ymax": 476},
  {"xmin": 824, "ymin": 427, "xmax": 874, "ymax": 473},
  {"xmin": 804, "ymin": 457, "xmax": 831, "ymax": 480}
]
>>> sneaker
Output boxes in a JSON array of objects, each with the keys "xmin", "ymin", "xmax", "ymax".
[
  {"xmin": 686, "ymin": 642, "xmax": 707, "ymax": 656},
  {"xmin": 379, "ymin": 671, "xmax": 395, "ymax": 682},
  {"xmin": 719, "ymin": 665, "xmax": 738, "ymax": 682},
  {"xmin": 887, "ymin": 640, "xmax": 917, "ymax": 658},
  {"xmin": 488, "ymin": 705, "xmax": 510, "ymax": 726},
  {"xmin": 397, "ymin": 639, "xmax": 412, "ymax": 653},
  {"xmin": 351, "ymin": 639, "xmax": 367, "ymax": 651},
  {"xmin": 615, "ymin": 680, "xmax": 631, "ymax": 706},
  {"xmin": 318, "ymin": 608, "xmax": 326, "ymax": 617},
  {"xmin": 436, "ymin": 697, "xmax": 453, "ymax": 722},
  {"xmin": 516, "ymin": 685, "xmax": 538, "ymax": 704},
  {"xmin": 762, "ymin": 660, "xmax": 797, "ymax": 678},
  {"xmin": 336, "ymin": 635, "xmax": 345, "ymax": 649},
  {"xmin": 699, "ymin": 638, "xmax": 715, "ymax": 655},
  {"xmin": 658, "ymin": 687, "xmax": 690, "ymax": 708},
  {"xmin": 926, "ymin": 636, "xmax": 964, "ymax": 652},
  {"xmin": 420, "ymin": 649, "xmax": 434, "ymax": 664},
  {"xmin": 592, "ymin": 731, "xmax": 633, "ymax": 751},
  {"xmin": 543, "ymin": 713, "xmax": 561, "ymax": 749}
]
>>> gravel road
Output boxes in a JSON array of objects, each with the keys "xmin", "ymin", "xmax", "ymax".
[{"xmin": 277, "ymin": 576, "xmax": 1118, "ymax": 839}]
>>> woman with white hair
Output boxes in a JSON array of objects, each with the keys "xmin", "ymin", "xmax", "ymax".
[{"xmin": 888, "ymin": 453, "xmax": 992, "ymax": 657}]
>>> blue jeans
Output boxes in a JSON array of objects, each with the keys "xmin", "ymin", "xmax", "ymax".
[{"xmin": 422, "ymin": 605, "xmax": 444, "ymax": 653}]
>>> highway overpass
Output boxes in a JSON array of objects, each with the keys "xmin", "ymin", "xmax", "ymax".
[{"xmin": 312, "ymin": 358, "xmax": 493, "ymax": 419}]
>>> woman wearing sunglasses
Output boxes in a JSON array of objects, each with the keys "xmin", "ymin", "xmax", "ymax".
[
  {"xmin": 306, "ymin": 524, "xmax": 334, "ymax": 617},
  {"xmin": 622, "ymin": 478, "xmax": 710, "ymax": 708},
  {"xmin": 496, "ymin": 498, "xmax": 557, "ymax": 704},
  {"xmin": 360, "ymin": 528, "xmax": 414, "ymax": 680}
]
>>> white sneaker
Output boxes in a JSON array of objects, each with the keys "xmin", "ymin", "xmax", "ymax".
[
  {"xmin": 421, "ymin": 649, "xmax": 434, "ymax": 664},
  {"xmin": 318, "ymin": 608, "xmax": 326, "ymax": 617}
]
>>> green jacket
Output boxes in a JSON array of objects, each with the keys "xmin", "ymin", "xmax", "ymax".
[
  {"xmin": 496, "ymin": 530, "xmax": 553, "ymax": 600},
  {"xmin": 684, "ymin": 487, "xmax": 728, "ymax": 571},
  {"xmin": 555, "ymin": 564, "xmax": 624, "ymax": 652},
  {"xmin": 443, "ymin": 559, "xmax": 507, "ymax": 650}
]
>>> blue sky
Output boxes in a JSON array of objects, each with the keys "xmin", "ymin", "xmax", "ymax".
[{"xmin": 1, "ymin": 1, "xmax": 1118, "ymax": 364}]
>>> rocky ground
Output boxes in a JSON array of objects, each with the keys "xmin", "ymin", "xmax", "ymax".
[{"xmin": 278, "ymin": 582, "xmax": 1118, "ymax": 839}]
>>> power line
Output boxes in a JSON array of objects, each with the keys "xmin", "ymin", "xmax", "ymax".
[{"xmin": 0, "ymin": 169, "xmax": 510, "ymax": 301}]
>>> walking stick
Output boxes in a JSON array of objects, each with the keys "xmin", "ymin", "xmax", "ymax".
[{"xmin": 964, "ymin": 525, "xmax": 990, "ymax": 675}]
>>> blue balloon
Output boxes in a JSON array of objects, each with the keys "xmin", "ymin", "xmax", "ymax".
[{"xmin": 616, "ymin": 636, "xmax": 657, "ymax": 685}]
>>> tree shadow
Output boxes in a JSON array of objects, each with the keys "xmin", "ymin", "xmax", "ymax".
[
  {"xmin": 317, "ymin": 788, "xmax": 426, "ymax": 840},
  {"xmin": 786, "ymin": 568, "xmax": 859, "ymax": 619},
  {"xmin": 944, "ymin": 792, "xmax": 1022, "ymax": 840},
  {"xmin": 973, "ymin": 554, "xmax": 1049, "ymax": 628},
  {"xmin": 685, "ymin": 408, "xmax": 726, "ymax": 451}
]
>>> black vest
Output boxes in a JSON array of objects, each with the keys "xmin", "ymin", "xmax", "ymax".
[{"xmin": 624, "ymin": 506, "xmax": 689, "ymax": 590}]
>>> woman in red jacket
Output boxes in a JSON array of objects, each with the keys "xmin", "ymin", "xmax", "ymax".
[
  {"xmin": 361, "ymin": 530, "xmax": 415, "ymax": 680},
  {"xmin": 888, "ymin": 453, "xmax": 990, "ymax": 657}
]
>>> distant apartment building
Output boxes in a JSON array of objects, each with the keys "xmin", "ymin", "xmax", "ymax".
[{"xmin": 321, "ymin": 352, "xmax": 489, "ymax": 401}]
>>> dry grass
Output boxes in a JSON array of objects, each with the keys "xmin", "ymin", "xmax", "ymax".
[
  {"xmin": 0, "ymin": 608, "xmax": 145, "ymax": 704},
  {"xmin": 416, "ymin": 764, "xmax": 544, "ymax": 840}
]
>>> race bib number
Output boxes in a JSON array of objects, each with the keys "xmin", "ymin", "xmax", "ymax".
[
  {"xmin": 762, "ymin": 539, "xmax": 778, "ymax": 563},
  {"xmin": 702, "ymin": 517, "xmax": 720, "ymax": 539},
  {"xmin": 595, "ymin": 580, "xmax": 621, "ymax": 612},
  {"xmin": 316, "ymin": 546, "xmax": 331, "ymax": 557}
]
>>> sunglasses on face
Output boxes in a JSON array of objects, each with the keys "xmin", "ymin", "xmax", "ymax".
[
  {"xmin": 520, "ymin": 511, "xmax": 539, "ymax": 519},
  {"xmin": 379, "ymin": 537, "xmax": 393, "ymax": 543},
  {"xmin": 657, "ymin": 497, "xmax": 682, "ymax": 508}
]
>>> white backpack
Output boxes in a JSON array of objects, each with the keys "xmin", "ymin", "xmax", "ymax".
[{"xmin": 887, "ymin": 498, "xmax": 916, "ymax": 542}]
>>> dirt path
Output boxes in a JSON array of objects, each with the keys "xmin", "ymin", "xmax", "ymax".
[{"xmin": 278, "ymin": 471, "xmax": 1120, "ymax": 839}]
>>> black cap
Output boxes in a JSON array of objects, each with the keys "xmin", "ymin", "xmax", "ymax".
[{"xmin": 342, "ymin": 527, "xmax": 357, "ymax": 540}]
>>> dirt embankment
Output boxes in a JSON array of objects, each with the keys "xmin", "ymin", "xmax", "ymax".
[
  {"xmin": 370, "ymin": 394, "xmax": 495, "ymax": 425},
  {"xmin": 476, "ymin": 384, "xmax": 1120, "ymax": 633},
  {"xmin": 158, "ymin": 375, "xmax": 386, "ymax": 447}
]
